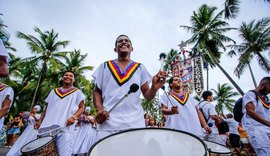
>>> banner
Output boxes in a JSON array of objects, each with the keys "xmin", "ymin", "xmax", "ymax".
[
  {"xmin": 170, "ymin": 49, "xmax": 204, "ymax": 95},
  {"xmin": 193, "ymin": 56, "xmax": 203, "ymax": 96},
  {"xmin": 171, "ymin": 56, "xmax": 193, "ymax": 94}
]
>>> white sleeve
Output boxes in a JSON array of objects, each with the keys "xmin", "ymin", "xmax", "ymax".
[
  {"xmin": 92, "ymin": 63, "xmax": 105, "ymax": 90},
  {"xmin": 139, "ymin": 64, "xmax": 152, "ymax": 87}
]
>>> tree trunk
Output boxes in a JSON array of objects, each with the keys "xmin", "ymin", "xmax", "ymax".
[
  {"xmin": 215, "ymin": 62, "xmax": 244, "ymax": 95},
  {"xmin": 207, "ymin": 68, "xmax": 209, "ymax": 90},
  {"xmin": 30, "ymin": 71, "xmax": 43, "ymax": 111},
  {"xmin": 248, "ymin": 63, "xmax": 257, "ymax": 88}
]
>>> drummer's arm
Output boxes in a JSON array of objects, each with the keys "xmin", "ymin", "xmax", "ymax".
[
  {"xmin": 0, "ymin": 96, "xmax": 11, "ymax": 119},
  {"xmin": 66, "ymin": 101, "xmax": 84, "ymax": 127},
  {"xmin": 94, "ymin": 85, "xmax": 109, "ymax": 124},
  {"xmin": 34, "ymin": 106, "xmax": 47, "ymax": 129}
]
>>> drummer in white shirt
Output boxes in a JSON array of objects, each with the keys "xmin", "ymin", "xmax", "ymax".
[
  {"xmin": 35, "ymin": 70, "xmax": 85, "ymax": 156},
  {"xmin": 159, "ymin": 77, "xmax": 211, "ymax": 138}
]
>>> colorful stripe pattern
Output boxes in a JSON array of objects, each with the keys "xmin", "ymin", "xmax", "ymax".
[
  {"xmin": 259, "ymin": 96, "xmax": 270, "ymax": 109},
  {"xmin": 0, "ymin": 85, "xmax": 7, "ymax": 92},
  {"xmin": 169, "ymin": 91, "xmax": 189, "ymax": 106},
  {"xmin": 54, "ymin": 87, "xmax": 78, "ymax": 99},
  {"xmin": 107, "ymin": 60, "xmax": 140, "ymax": 86}
]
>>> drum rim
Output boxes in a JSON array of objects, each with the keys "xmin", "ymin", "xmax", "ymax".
[
  {"xmin": 88, "ymin": 127, "xmax": 208, "ymax": 156},
  {"xmin": 204, "ymin": 140, "xmax": 231, "ymax": 154},
  {"xmin": 21, "ymin": 136, "xmax": 54, "ymax": 153}
]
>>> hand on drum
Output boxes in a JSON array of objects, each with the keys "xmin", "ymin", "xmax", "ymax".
[
  {"xmin": 95, "ymin": 110, "xmax": 109, "ymax": 124},
  {"xmin": 171, "ymin": 106, "xmax": 179, "ymax": 114}
]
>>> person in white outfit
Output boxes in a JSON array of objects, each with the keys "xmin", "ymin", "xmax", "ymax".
[
  {"xmin": 198, "ymin": 91, "xmax": 226, "ymax": 145},
  {"xmin": 0, "ymin": 81, "xmax": 14, "ymax": 136},
  {"xmin": 159, "ymin": 77, "xmax": 210, "ymax": 138},
  {"xmin": 92, "ymin": 34, "xmax": 166, "ymax": 143},
  {"xmin": 35, "ymin": 70, "xmax": 85, "ymax": 156},
  {"xmin": 0, "ymin": 40, "xmax": 9, "ymax": 77},
  {"xmin": 242, "ymin": 77, "xmax": 270, "ymax": 156},
  {"xmin": 73, "ymin": 106, "xmax": 95, "ymax": 155},
  {"xmin": 224, "ymin": 113, "xmax": 241, "ymax": 156},
  {"xmin": 7, "ymin": 105, "xmax": 42, "ymax": 156}
]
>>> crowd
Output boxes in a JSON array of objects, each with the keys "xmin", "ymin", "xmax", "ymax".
[{"xmin": 0, "ymin": 36, "xmax": 269, "ymax": 156}]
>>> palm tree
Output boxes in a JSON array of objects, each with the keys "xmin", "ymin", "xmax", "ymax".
[
  {"xmin": 63, "ymin": 49, "xmax": 94, "ymax": 108},
  {"xmin": 224, "ymin": 0, "xmax": 240, "ymax": 19},
  {"xmin": 180, "ymin": 4, "xmax": 244, "ymax": 95},
  {"xmin": 163, "ymin": 49, "xmax": 178, "ymax": 73},
  {"xmin": 63, "ymin": 49, "xmax": 93, "ymax": 77},
  {"xmin": 17, "ymin": 27, "xmax": 70, "ymax": 110},
  {"xmin": 141, "ymin": 97, "xmax": 160, "ymax": 120},
  {"xmin": 211, "ymin": 83, "xmax": 239, "ymax": 115},
  {"xmin": 228, "ymin": 18, "xmax": 270, "ymax": 88}
]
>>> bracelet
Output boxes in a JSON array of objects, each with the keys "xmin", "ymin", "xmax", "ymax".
[{"xmin": 71, "ymin": 115, "xmax": 78, "ymax": 120}]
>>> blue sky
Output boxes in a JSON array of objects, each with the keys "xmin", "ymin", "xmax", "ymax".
[{"xmin": 1, "ymin": 0, "xmax": 269, "ymax": 97}]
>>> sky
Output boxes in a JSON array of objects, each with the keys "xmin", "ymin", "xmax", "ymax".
[{"xmin": 0, "ymin": 0, "xmax": 269, "ymax": 98}]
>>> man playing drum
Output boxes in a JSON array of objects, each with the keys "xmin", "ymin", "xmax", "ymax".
[
  {"xmin": 35, "ymin": 70, "xmax": 85, "ymax": 156},
  {"xmin": 159, "ymin": 77, "xmax": 211, "ymax": 138},
  {"xmin": 92, "ymin": 34, "xmax": 166, "ymax": 143}
]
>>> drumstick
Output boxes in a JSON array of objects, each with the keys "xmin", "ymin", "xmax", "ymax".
[
  {"xmin": 108, "ymin": 84, "xmax": 139, "ymax": 113},
  {"xmin": 159, "ymin": 53, "xmax": 166, "ymax": 82}
]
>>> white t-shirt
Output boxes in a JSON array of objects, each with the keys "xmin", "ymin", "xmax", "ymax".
[
  {"xmin": 159, "ymin": 92, "xmax": 204, "ymax": 137},
  {"xmin": 242, "ymin": 91, "xmax": 270, "ymax": 132},
  {"xmin": 40, "ymin": 88, "xmax": 85, "ymax": 132},
  {"xmin": 92, "ymin": 60, "xmax": 151, "ymax": 131},
  {"xmin": 0, "ymin": 85, "xmax": 14, "ymax": 130},
  {"xmin": 225, "ymin": 118, "xmax": 239, "ymax": 135},
  {"xmin": 198, "ymin": 101, "xmax": 219, "ymax": 134},
  {"xmin": 28, "ymin": 114, "xmax": 41, "ymax": 125}
]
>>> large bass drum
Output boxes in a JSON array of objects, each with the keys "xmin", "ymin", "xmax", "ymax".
[
  {"xmin": 88, "ymin": 128, "xmax": 207, "ymax": 156},
  {"xmin": 21, "ymin": 136, "xmax": 58, "ymax": 156}
]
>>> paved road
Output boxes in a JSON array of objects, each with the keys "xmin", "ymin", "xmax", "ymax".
[{"xmin": 0, "ymin": 146, "xmax": 9, "ymax": 155}]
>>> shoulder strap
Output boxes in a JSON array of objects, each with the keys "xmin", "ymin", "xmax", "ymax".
[
  {"xmin": 197, "ymin": 100, "xmax": 205, "ymax": 107},
  {"xmin": 249, "ymin": 90, "xmax": 259, "ymax": 102},
  {"xmin": 198, "ymin": 101, "xmax": 211, "ymax": 121}
]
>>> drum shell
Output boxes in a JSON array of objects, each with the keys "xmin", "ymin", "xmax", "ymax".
[
  {"xmin": 21, "ymin": 136, "xmax": 58, "ymax": 156},
  {"xmin": 204, "ymin": 140, "xmax": 231, "ymax": 156},
  {"xmin": 88, "ymin": 128, "xmax": 208, "ymax": 156}
]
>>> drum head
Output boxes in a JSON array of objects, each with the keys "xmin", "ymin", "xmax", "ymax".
[
  {"xmin": 204, "ymin": 140, "xmax": 231, "ymax": 154},
  {"xmin": 21, "ymin": 136, "xmax": 53, "ymax": 153},
  {"xmin": 89, "ymin": 128, "xmax": 207, "ymax": 156}
]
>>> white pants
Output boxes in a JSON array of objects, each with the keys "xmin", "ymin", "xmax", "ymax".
[
  {"xmin": 246, "ymin": 127, "xmax": 270, "ymax": 156},
  {"xmin": 56, "ymin": 131, "xmax": 73, "ymax": 156}
]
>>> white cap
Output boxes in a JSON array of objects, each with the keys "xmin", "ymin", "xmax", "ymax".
[
  {"xmin": 33, "ymin": 105, "xmax": 41, "ymax": 112},
  {"xmin": 85, "ymin": 106, "xmax": 91, "ymax": 112},
  {"xmin": 0, "ymin": 40, "xmax": 9, "ymax": 62}
]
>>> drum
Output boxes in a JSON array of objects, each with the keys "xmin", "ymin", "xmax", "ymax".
[
  {"xmin": 204, "ymin": 140, "xmax": 231, "ymax": 156},
  {"xmin": 88, "ymin": 128, "xmax": 207, "ymax": 156},
  {"xmin": 21, "ymin": 136, "xmax": 58, "ymax": 156}
]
